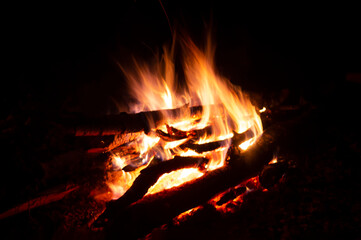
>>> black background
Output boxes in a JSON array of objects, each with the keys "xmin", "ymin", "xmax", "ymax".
[
  {"xmin": 1, "ymin": 1, "xmax": 361, "ymax": 238},
  {"xmin": 3, "ymin": 1, "xmax": 360, "ymax": 116}
]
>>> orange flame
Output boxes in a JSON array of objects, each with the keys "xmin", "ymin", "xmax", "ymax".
[{"xmin": 106, "ymin": 35, "xmax": 263, "ymax": 199}]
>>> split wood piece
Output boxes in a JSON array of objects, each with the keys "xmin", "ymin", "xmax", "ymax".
[
  {"xmin": 155, "ymin": 125, "xmax": 213, "ymax": 142},
  {"xmin": 156, "ymin": 129, "xmax": 186, "ymax": 141},
  {"xmin": 180, "ymin": 128, "xmax": 254, "ymax": 153},
  {"xmin": 99, "ymin": 156, "xmax": 208, "ymax": 222},
  {"xmin": 119, "ymin": 127, "xmax": 251, "ymax": 172},
  {"xmin": 72, "ymin": 104, "xmax": 223, "ymax": 136},
  {"xmin": 0, "ymin": 185, "xmax": 79, "ymax": 220},
  {"xmin": 101, "ymin": 123, "xmax": 287, "ymax": 238}
]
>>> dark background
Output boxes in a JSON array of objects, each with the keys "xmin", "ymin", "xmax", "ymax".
[
  {"xmin": 1, "ymin": 1, "xmax": 361, "ymax": 239},
  {"xmin": 3, "ymin": 1, "xmax": 360, "ymax": 116}
]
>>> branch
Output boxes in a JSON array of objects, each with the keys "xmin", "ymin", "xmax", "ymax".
[
  {"xmin": 70, "ymin": 105, "xmax": 221, "ymax": 136},
  {"xmin": 97, "ymin": 123, "xmax": 287, "ymax": 238}
]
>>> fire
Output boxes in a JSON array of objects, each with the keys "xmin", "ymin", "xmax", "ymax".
[
  {"xmin": 209, "ymin": 176, "xmax": 261, "ymax": 214},
  {"xmin": 147, "ymin": 168, "xmax": 204, "ymax": 195},
  {"xmin": 105, "ymin": 35, "xmax": 263, "ymax": 200}
]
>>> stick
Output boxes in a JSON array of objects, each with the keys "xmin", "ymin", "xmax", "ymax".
[
  {"xmin": 100, "ymin": 156, "xmax": 208, "ymax": 221},
  {"xmin": 0, "ymin": 185, "xmax": 79, "ymax": 220},
  {"xmin": 71, "ymin": 105, "xmax": 222, "ymax": 136},
  {"xmin": 180, "ymin": 128, "xmax": 254, "ymax": 153},
  {"xmin": 98, "ymin": 123, "xmax": 286, "ymax": 238}
]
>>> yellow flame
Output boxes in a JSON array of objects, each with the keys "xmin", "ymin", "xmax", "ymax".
[
  {"xmin": 269, "ymin": 157, "xmax": 278, "ymax": 164},
  {"xmin": 239, "ymin": 138, "xmax": 255, "ymax": 151},
  {"xmin": 146, "ymin": 168, "xmax": 204, "ymax": 195},
  {"xmin": 259, "ymin": 107, "xmax": 267, "ymax": 113},
  {"xmin": 106, "ymin": 35, "xmax": 263, "ymax": 200}
]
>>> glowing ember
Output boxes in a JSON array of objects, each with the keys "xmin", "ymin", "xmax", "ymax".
[
  {"xmin": 209, "ymin": 176, "xmax": 261, "ymax": 214},
  {"xmin": 259, "ymin": 106, "xmax": 267, "ymax": 113},
  {"xmin": 105, "ymin": 35, "xmax": 263, "ymax": 200},
  {"xmin": 173, "ymin": 206, "xmax": 203, "ymax": 225},
  {"xmin": 239, "ymin": 138, "xmax": 256, "ymax": 151},
  {"xmin": 147, "ymin": 168, "xmax": 204, "ymax": 195},
  {"xmin": 269, "ymin": 157, "xmax": 278, "ymax": 164}
]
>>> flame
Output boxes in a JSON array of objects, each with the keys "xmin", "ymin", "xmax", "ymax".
[
  {"xmin": 209, "ymin": 176, "xmax": 261, "ymax": 214},
  {"xmin": 146, "ymin": 168, "xmax": 204, "ymax": 195},
  {"xmin": 269, "ymin": 156, "xmax": 278, "ymax": 164},
  {"xmin": 173, "ymin": 206, "xmax": 202, "ymax": 225},
  {"xmin": 259, "ymin": 106, "xmax": 267, "ymax": 113},
  {"xmin": 239, "ymin": 138, "xmax": 256, "ymax": 151},
  {"xmin": 106, "ymin": 35, "xmax": 263, "ymax": 200}
]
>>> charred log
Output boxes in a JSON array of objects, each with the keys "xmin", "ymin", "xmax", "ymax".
[
  {"xmin": 100, "ymin": 156, "xmax": 208, "ymax": 222},
  {"xmin": 0, "ymin": 185, "xmax": 79, "ymax": 220},
  {"xmin": 259, "ymin": 161, "xmax": 288, "ymax": 189},
  {"xmin": 100, "ymin": 123, "xmax": 287, "ymax": 238},
  {"xmin": 70, "ymin": 105, "xmax": 220, "ymax": 136},
  {"xmin": 155, "ymin": 129, "xmax": 186, "ymax": 141},
  {"xmin": 155, "ymin": 125, "xmax": 213, "ymax": 142},
  {"xmin": 180, "ymin": 128, "xmax": 254, "ymax": 153},
  {"xmin": 216, "ymin": 186, "xmax": 247, "ymax": 206}
]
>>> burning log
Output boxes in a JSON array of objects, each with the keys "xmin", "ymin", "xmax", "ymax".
[
  {"xmin": 155, "ymin": 125, "xmax": 213, "ymax": 142},
  {"xmin": 259, "ymin": 161, "xmax": 288, "ymax": 189},
  {"xmin": 216, "ymin": 185, "xmax": 247, "ymax": 206},
  {"xmin": 99, "ymin": 123, "xmax": 287, "ymax": 238},
  {"xmin": 180, "ymin": 128, "xmax": 254, "ymax": 153},
  {"xmin": 70, "ymin": 105, "xmax": 222, "ymax": 136},
  {"xmin": 102, "ymin": 156, "xmax": 208, "ymax": 220},
  {"xmin": 0, "ymin": 185, "xmax": 79, "ymax": 220}
]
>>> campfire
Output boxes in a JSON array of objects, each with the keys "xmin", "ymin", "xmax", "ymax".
[
  {"xmin": 0, "ymin": 33, "xmax": 292, "ymax": 240},
  {"xmin": 3, "ymin": 32, "xmax": 306, "ymax": 240},
  {"xmin": 82, "ymin": 35, "xmax": 286, "ymax": 237},
  {"xmin": 2, "ymin": 1, "xmax": 360, "ymax": 238},
  {"xmin": 97, "ymin": 36, "xmax": 263, "ymax": 202}
]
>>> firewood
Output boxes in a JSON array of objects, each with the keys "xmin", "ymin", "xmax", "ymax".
[
  {"xmin": 155, "ymin": 129, "xmax": 186, "ymax": 141},
  {"xmin": 97, "ymin": 123, "xmax": 287, "ymax": 237},
  {"xmin": 155, "ymin": 125, "xmax": 213, "ymax": 142},
  {"xmin": 0, "ymin": 185, "xmax": 79, "ymax": 220},
  {"xmin": 216, "ymin": 186, "xmax": 246, "ymax": 206},
  {"xmin": 100, "ymin": 156, "xmax": 208, "ymax": 222},
  {"xmin": 71, "ymin": 105, "xmax": 218, "ymax": 136},
  {"xmin": 180, "ymin": 128, "xmax": 254, "ymax": 153},
  {"xmin": 259, "ymin": 161, "xmax": 288, "ymax": 189}
]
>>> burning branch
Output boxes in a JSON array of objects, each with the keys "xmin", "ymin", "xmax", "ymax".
[
  {"xmin": 101, "ymin": 156, "xmax": 208, "ymax": 219},
  {"xmin": 97, "ymin": 123, "xmax": 286, "ymax": 236},
  {"xmin": 179, "ymin": 128, "xmax": 254, "ymax": 153},
  {"xmin": 71, "ymin": 105, "xmax": 222, "ymax": 136},
  {"xmin": 0, "ymin": 185, "xmax": 79, "ymax": 220}
]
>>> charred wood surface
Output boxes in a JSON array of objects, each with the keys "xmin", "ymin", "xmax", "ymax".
[
  {"xmin": 0, "ymin": 185, "xmax": 79, "ymax": 220},
  {"xmin": 101, "ymin": 156, "xmax": 208, "ymax": 222},
  {"xmin": 101, "ymin": 123, "xmax": 288, "ymax": 238},
  {"xmin": 70, "ymin": 105, "xmax": 212, "ymax": 136},
  {"xmin": 180, "ymin": 128, "xmax": 254, "ymax": 153}
]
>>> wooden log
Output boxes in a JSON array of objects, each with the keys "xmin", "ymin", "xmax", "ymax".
[
  {"xmin": 180, "ymin": 128, "xmax": 254, "ymax": 153},
  {"xmin": 70, "ymin": 105, "xmax": 222, "ymax": 136},
  {"xmin": 100, "ymin": 156, "xmax": 208, "ymax": 222},
  {"xmin": 155, "ymin": 125, "xmax": 213, "ymax": 142},
  {"xmin": 100, "ymin": 123, "xmax": 287, "ymax": 238},
  {"xmin": 0, "ymin": 184, "xmax": 79, "ymax": 220},
  {"xmin": 216, "ymin": 185, "xmax": 247, "ymax": 206}
]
